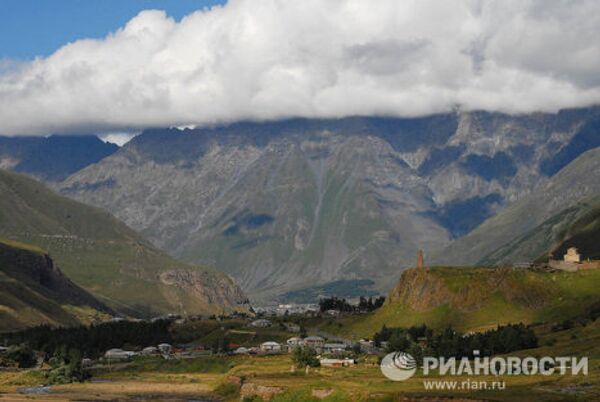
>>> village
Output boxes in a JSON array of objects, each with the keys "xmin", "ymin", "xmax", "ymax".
[{"xmin": 99, "ymin": 306, "xmax": 388, "ymax": 371}]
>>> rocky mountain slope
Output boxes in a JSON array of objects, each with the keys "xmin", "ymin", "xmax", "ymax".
[
  {"xmin": 0, "ymin": 169, "xmax": 247, "ymax": 317},
  {"xmin": 0, "ymin": 239, "xmax": 112, "ymax": 332},
  {"xmin": 478, "ymin": 195, "xmax": 600, "ymax": 265},
  {"xmin": 56, "ymin": 107, "xmax": 600, "ymax": 301},
  {"xmin": 435, "ymin": 147, "xmax": 600, "ymax": 266},
  {"xmin": 0, "ymin": 135, "xmax": 118, "ymax": 182}
]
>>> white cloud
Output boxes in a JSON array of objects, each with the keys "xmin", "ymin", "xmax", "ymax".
[
  {"xmin": 1, "ymin": 0, "xmax": 600, "ymax": 135},
  {"xmin": 99, "ymin": 132, "xmax": 138, "ymax": 146}
]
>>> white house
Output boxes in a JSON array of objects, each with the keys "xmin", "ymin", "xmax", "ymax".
[
  {"xmin": 286, "ymin": 337, "xmax": 304, "ymax": 348},
  {"xmin": 158, "ymin": 343, "xmax": 172, "ymax": 354},
  {"xmin": 564, "ymin": 247, "xmax": 581, "ymax": 263},
  {"xmin": 250, "ymin": 319, "xmax": 272, "ymax": 328},
  {"xmin": 141, "ymin": 346, "xmax": 158, "ymax": 355},
  {"xmin": 319, "ymin": 358, "xmax": 356, "ymax": 367},
  {"xmin": 104, "ymin": 348, "xmax": 136, "ymax": 360},
  {"xmin": 260, "ymin": 341, "xmax": 282, "ymax": 353},
  {"xmin": 233, "ymin": 347, "xmax": 250, "ymax": 355}
]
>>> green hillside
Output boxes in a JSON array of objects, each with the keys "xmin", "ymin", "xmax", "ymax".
[
  {"xmin": 345, "ymin": 266, "xmax": 600, "ymax": 338},
  {"xmin": 0, "ymin": 169, "xmax": 247, "ymax": 318},
  {"xmin": 0, "ymin": 239, "xmax": 111, "ymax": 332}
]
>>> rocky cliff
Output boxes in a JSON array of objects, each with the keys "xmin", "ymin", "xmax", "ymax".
[{"xmin": 0, "ymin": 239, "xmax": 112, "ymax": 331}]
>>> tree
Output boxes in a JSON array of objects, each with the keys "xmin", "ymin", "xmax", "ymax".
[
  {"xmin": 7, "ymin": 344, "xmax": 37, "ymax": 368},
  {"xmin": 292, "ymin": 347, "xmax": 320, "ymax": 368}
]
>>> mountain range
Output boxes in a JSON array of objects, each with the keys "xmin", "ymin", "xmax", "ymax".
[
  {"xmin": 0, "ymin": 135, "xmax": 118, "ymax": 182},
  {"xmin": 1, "ymin": 106, "xmax": 599, "ymax": 303}
]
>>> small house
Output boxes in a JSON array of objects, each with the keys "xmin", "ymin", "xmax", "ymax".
[
  {"xmin": 233, "ymin": 347, "xmax": 250, "ymax": 355},
  {"xmin": 158, "ymin": 343, "xmax": 172, "ymax": 354},
  {"xmin": 286, "ymin": 337, "xmax": 304, "ymax": 348},
  {"xmin": 250, "ymin": 319, "xmax": 272, "ymax": 328},
  {"xmin": 303, "ymin": 336, "xmax": 325, "ymax": 349},
  {"xmin": 322, "ymin": 343, "xmax": 347, "ymax": 354},
  {"xmin": 141, "ymin": 346, "xmax": 158, "ymax": 355},
  {"xmin": 104, "ymin": 348, "xmax": 135, "ymax": 360},
  {"xmin": 564, "ymin": 247, "xmax": 581, "ymax": 263},
  {"xmin": 319, "ymin": 358, "xmax": 356, "ymax": 367},
  {"xmin": 260, "ymin": 341, "xmax": 282, "ymax": 353}
]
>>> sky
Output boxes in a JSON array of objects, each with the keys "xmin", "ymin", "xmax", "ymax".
[
  {"xmin": 1, "ymin": 0, "xmax": 600, "ymax": 136},
  {"xmin": 0, "ymin": 0, "xmax": 225, "ymax": 59}
]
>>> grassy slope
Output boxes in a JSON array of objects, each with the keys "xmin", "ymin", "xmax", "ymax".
[
  {"xmin": 0, "ymin": 169, "xmax": 243, "ymax": 317},
  {"xmin": 342, "ymin": 266, "xmax": 600, "ymax": 338},
  {"xmin": 0, "ymin": 239, "xmax": 110, "ymax": 332}
]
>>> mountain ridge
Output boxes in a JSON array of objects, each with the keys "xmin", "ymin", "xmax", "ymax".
[
  {"xmin": 54, "ymin": 107, "xmax": 600, "ymax": 301},
  {"xmin": 0, "ymin": 135, "xmax": 118, "ymax": 182}
]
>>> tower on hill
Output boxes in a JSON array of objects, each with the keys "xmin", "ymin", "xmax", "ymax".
[{"xmin": 416, "ymin": 249, "xmax": 424, "ymax": 269}]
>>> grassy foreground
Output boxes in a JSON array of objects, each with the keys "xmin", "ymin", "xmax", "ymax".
[{"xmin": 1, "ymin": 319, "xmax": 599, "ymax": 401}]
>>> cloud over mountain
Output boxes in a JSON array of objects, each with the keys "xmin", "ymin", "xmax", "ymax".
[{"xmin": 1, "ymin": 0, "xmax": 600, "ymax": 135}]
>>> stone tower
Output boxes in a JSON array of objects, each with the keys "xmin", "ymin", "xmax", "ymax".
[{"xmin": 416, "ymin": 249, "xmax": 424, "ymax": 269}]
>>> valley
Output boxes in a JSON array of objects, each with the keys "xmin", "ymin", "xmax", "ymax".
[{"xmin": 1, "ymin": 2, "xmax": 599, "ymax": 400}]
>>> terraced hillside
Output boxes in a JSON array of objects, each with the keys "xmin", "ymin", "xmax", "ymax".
[{"xmin": 0, "ymin": 169, "xmax": 247, "ymax": 317}]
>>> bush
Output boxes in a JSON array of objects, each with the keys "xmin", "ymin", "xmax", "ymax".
[
  {"xmin": 214, "ymin": 381, "xmax": 240, "ymax": 398},
  {"xmin": 45, "ymin": 348, "xmax": 90, "ymax": 384}
]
